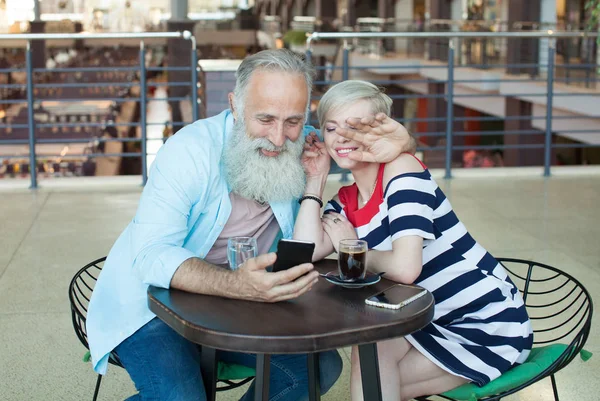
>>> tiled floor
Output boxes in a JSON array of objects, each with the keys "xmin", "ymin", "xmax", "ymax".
[{"xmin": 0, "ymin": 169, "xmax": 598, "ymax": 401}]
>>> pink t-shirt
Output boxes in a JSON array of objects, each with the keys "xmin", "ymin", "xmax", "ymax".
[{"xmin": 204, "ymin": 192, "xmax": 281, "ymax": 266}]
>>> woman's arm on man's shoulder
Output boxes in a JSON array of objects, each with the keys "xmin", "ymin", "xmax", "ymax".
[{"xmin": 336, "ymin": 113, "xmax": 417, "ymax": 163}]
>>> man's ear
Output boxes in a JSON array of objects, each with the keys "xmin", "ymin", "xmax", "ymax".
[{"xmin": 228, "ymin": 93, "xmax": 237, "ymax": 120}]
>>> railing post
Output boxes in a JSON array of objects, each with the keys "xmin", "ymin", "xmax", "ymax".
[
  {"xmin": 305, "ymin": 48, "xmax": 313, "ymax": 67},
  {"xmin": 339, "ymin": 40, "xmax": 351, "ymax": 184},
  {"xmin": 444, "ymin": 38, "xmax": 456, "ymax": 179},
  {"xmin": 565, "ymin": 37, "xmax": 571, "ymax": 84},
  {"xmin": 139, "ymin": 40, "xmax": 148, "ymax": 186},
  {"xmin": 190, "ymin": 37, "xmax": 199, "ymax": 122},
  {"xmin": 585, "ymin": 37, "xmax": 592, "ymax": 88},
  {"xmin": 482, "ymin": 37, "xmax": 488, "ymax": 69},
  {"xmin": 544, "ymin": 38, "xmax": 556, "ymax": 177},
  {"xmin": 342, "ymin": 40, "xmax": 350, "ymax": 81},
  {"xmin": 25, "ymin": 40, "xmax": 38, "ymax": 189}
]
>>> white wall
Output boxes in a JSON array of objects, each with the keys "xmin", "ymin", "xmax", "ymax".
[
  {"xmin": 498, "ymin": 0, "xmax": 510, "ymax": 60},
  {"xmin": 539, "ymin": 0, "xmax": 557, "ymax": 74},
  {"xmin": 532, "ymin": 104, "xmax": 600, "ymax": 145},
  {"xmin": 396, "ymin": 0, "xmax": 413, "ymax": 19},
  {"xmin": 450, "ymin": 0, "xmax": 464, "ymax": 26},
  {"xmin": 395, "ymin": 0, "xmax": 414, "ymax": 52},
  {"xmin": 500, "ymin": 0, "xmax": 509, "ymax": 21}
]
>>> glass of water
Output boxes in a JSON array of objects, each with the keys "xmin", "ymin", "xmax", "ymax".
[{"xmin": 227, "ymin": 237, "xmax": 257, "ymax": 270}]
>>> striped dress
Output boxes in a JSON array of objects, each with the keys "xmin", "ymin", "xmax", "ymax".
[{"xmin": 325, "ymin": 161, "xmax": 533, "ymax": 386}]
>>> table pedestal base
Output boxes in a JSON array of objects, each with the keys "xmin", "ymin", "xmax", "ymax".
[
  {"xmin": 200, "ymin": 346, "xmax": 217, "ymax": 401},
  {"xmin": 255, "ymin": 354, "xmax": 271, "ymax": 401},
  {"xmin": 308, "ymin": 353, "xmax": 321, "ymax": 401},
  {"xmin": 359, "ymin": 343, "xmax": 383, "ymax": 401}
]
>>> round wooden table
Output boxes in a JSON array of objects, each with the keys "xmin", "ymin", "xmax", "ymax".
[{"xmin": 148, "ymin": 259, "xmax": 435, "ymax": 401}]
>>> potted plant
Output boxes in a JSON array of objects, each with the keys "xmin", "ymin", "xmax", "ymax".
[
  {"xmin": 283, "ymin": 30, "xmax": 309, "ymax": 53},
  {"xmin": 283, "ymin": 29, "xmax": 338, "ymax": 57}
]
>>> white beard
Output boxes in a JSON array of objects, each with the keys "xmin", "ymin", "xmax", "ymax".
[{"xmin": 223, "ymin": 119, "xmax": 306, "ymax": 203}]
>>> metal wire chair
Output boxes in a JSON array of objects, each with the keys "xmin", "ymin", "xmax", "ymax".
[
  {"xmin": 68, "ymin": 257, "xmax": 120, "ymax": 401},
  {"xmin": 68, "ymin": 256, "xmax": 254, "ymax": 401},
  {"xmin": 416, "ymin": 257, "xmax": 593, "ymax": 401}
]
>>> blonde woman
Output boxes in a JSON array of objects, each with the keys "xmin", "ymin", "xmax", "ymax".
[{"xmin": 294, "ymin": 80, "xmax": 533, "ymax": 401}]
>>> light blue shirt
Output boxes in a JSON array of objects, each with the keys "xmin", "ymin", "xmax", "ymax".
[{"xmin": 87, "ymin": 110, "xmax": 316, "ymax": 374}]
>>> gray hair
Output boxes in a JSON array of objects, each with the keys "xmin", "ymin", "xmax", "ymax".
[
  {"xmin": 233, "ymin": 49, "xmax": 315, "ymax": 120},
  {"xmin": 317, "ymin": 80, "xmax": 392, "ymax": 127}
]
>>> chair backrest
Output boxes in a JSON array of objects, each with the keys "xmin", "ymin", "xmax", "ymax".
[
  {"xmin": 68, "ymin": 257, "xmax": 122, "ymax": 367},
  {"xmin": 498, "ymin": 258, "xmax": 593, "ymax": 371},
  {"xmin": 69, "ymin": 257, "xmax": 105, "ymax": 350}
]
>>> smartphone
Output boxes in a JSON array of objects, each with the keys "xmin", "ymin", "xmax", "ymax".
[
  {"xmin": 271, "ymin": 239, "xmax": 315, "ymax": 273},
  {"xmin": 365, "ymin": 284, "xmax": 428, "ymax": 310}
]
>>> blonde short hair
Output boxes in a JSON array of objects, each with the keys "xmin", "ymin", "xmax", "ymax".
[{"xmin": 317, "ymin": 80, "xmax": 393, "ymax": 127}]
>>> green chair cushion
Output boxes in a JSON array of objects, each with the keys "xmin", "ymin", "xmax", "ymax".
[
  {"xmin": 217, "ymin": 362, "xmax": 256, "ymax": 381},
  {"xmin": 442, "ymin": 344, "xmax": 592, "ymax": 401}
]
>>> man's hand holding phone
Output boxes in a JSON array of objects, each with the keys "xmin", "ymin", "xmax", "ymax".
[
  {"xmin": 233, "ymin": 250, "xmax": 318, "ymax": 303},
  {"xmin": 272, "ymin": 239, "xmax": 316, "ymax": 273}
]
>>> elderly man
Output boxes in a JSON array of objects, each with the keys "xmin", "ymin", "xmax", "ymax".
[{"xmin": 87, "ymin": 49, "xmax": 415, "ymax": 400}]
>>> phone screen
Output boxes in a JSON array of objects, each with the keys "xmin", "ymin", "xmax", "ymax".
[{"xmin": 367, "ymin": 284, "xmax": 427, "ymax": 306}]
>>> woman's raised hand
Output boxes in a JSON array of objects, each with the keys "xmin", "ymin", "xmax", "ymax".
[
  {"xmin": 335, "ymin": 113, "xmax": 416, "ymax": 163},
  {"xmin": 301, "ymin": 132, "xmax": 331, "ymax": 178}
]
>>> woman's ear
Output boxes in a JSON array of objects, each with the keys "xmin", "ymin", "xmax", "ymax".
[{"xmin": 228, "ymin": 93, "xmax": 237, "ymax": 120}]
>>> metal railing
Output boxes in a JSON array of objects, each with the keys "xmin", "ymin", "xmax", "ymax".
[
  {"xmin": 0, "ymin": 31, "xmax": 198, "ymax": 189},
  {"xmin": 346, "ymin": 20, "xmax": 598, "ymax": 77},
  {"xmin": 306, "ymin": 30, "xmax": 600, "ymax": 178},
  {"xmin": 2, "ymin": 30, "xmax": 600, "ymax": 188},
  {"xmin": 355, "ymin": 18, "xmax": 591, "ymax": 33}
]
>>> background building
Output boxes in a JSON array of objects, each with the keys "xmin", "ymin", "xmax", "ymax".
[{"xmin": 1, "ymin": 0, "xmax": 599, "ymax": 181}]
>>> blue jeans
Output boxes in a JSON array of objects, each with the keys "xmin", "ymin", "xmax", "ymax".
[{"xmin": 115, "ymin": 318, "xmax": 343, "ymax": 401}]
